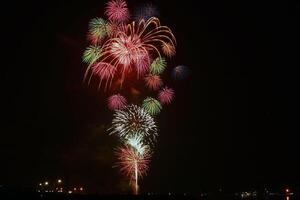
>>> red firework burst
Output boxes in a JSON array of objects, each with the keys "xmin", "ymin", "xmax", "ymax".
[
  {"xmin": 108, "ymin": 94, "xmax": 127, "ymax": 110},
  {"xmin": 85, "ymin": 17, "xmax": 176, "ymax": 89},
  {"xmin": 92, "ymin": 62, "xmax": 115, "ymax": 79},
  {"xmin": 106, "ymin": 0, "xmax": 130, "ymax": 23},
  {"xmin": 158, "ymin": 87, "xmax": 175, "ymax": 104},
  {"xmin": 144, "ymin": 74, "xmax": 163, "ymax": 90},
  {"xmin": 91, "ymin": 62, "xmax": 116, "ymax": 89},
  {"xmin": 115, "ymin": 145, "xmax": 151, "ymax": 179}
]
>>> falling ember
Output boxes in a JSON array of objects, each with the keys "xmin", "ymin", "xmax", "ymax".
[
  {"xmin": 158, "ymin": 87, "xmax": 175, "ymax": 105},
  {"xmin": 108, "ymin": 94, "xmax": 127, "ymax": 110}
]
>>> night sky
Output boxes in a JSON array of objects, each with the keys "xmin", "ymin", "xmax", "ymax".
[{"xmin": 2, "ymin": 0, "xmax": 299, "ymax": 194}]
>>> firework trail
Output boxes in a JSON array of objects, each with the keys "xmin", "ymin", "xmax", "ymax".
[{"xmin": 115, "ymin": 145, "xmax": 151, "ymax": 194}]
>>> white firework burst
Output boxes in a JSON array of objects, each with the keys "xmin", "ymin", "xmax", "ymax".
[
  {"xmin": 126, "ymin": 134, "xmax": 150, "ymax": 156},
  {"xmin": 109, "ymin": 104, "xmax": 158, "ymax": 145}
]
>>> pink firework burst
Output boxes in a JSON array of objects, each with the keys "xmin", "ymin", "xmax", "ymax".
[
  {"xmin": 109, "ymin": 33, "xmax": 150, "ymax": 76},
  {"xmin": 158, "ymin": 87, "xmax": 175, "ymax": 104},
  {"xmin": 144, "ymin": 74, "xmax": 163, "ymax": 90},
  {"xmin": 108, "ymin": 94, "xmax": 127, "ymax": 110},
  {"xmin": 115, "ymin": 145, "xmax": 151, "ymax": 179},
  {"xmin": 105, "ymin": 0, "xmax": 129, "ymax": 23}
]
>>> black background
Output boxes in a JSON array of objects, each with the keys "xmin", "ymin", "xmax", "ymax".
[{"xmin": 1, "ymin": 0, "xmax": 299, "ymax": 194}]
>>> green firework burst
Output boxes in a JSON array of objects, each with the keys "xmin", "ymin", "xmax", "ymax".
[
  {"xmin": 88, "ymin": 18, "xmax": 108, "ymax": 40},
  {"xmin": 142, "ymin": 97, "xmax": 162, "ymax": 115},
  {"xmin": 150, "ymin": 57, "xmax": 167, "ymax": 75},
  {"xmin": 82, "ymin": 46, "xmax": 102, "ymax": 64}
]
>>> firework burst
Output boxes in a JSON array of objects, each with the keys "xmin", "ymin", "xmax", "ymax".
[
  {"xmin": 110, "ymin": 104, "xmax": 158, "ymax": 145},
  {"xmin": 108, "ymin": 94, "xmax": 127, "ymax": 110},
  {"xmin": 83, "ymin": 46, "xmax": 102, "ymax": 64},
  {"xmin": 133, "ymin": 3, "xmax": 159, "ymax": 20},
  {"xmin": 142, "ymin": 97, "xmax": 162, "ymax": 115},
  {"xmin": 115, "ymin": 144, "xmax": 151, "ymax": 194},
  {"xmin": 126, "ymin": 134, "xmax": 150, "ymax": 156},
  {"xmin": 109, "ymin": 33, "xmax": 150, "ymax": 77},
  {"xmin": 144, "ymin": 74, "xmax": 163, "ymax": 90},
  {"xmin": 106, "ymin": 0, "xmax": 130, "ymax": 23},
  {"xmin": 158, "ymin": 87, "xmax": 175, "ymax": 105},
  {"xmin": 82, "ymin": 0, "xmax": 182, "ymax": 195},
  {"xmin": 88, "ymin": 18, "xmax": 108, "ymax": 44},
  {"xmin": 172, "ymin": 65, "xmax": 190, "ymax": 80},
  {"xmin": 150, "ymin": 57, "xmax": 166, "ymax": 75},
  {"xmin": 115, "ymin": 145, "xmax": 151, "ymax": 177},
  {"xmin": 162, "ymin": 42, "xmax": 176, "ymax": 57},
  {"xmin": 84, "ymin": 17, "xmax": 176, "ymax": 89}
]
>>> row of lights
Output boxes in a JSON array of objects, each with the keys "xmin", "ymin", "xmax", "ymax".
[
  {"xmin": 67, "ymin": 187, "xmax": 84, "ymax": 194},
  {"xmin": 39, "ymin": 179, "xmax": 62, "ymax": 186},
  {"xmin": 37, "ymin": 179, "xmax": 84, "ymax": 193}
]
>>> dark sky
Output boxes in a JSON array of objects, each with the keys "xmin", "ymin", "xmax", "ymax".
[{"xmin": 2, "ymin": 0, "xmax": 299, "ymax": 194}]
